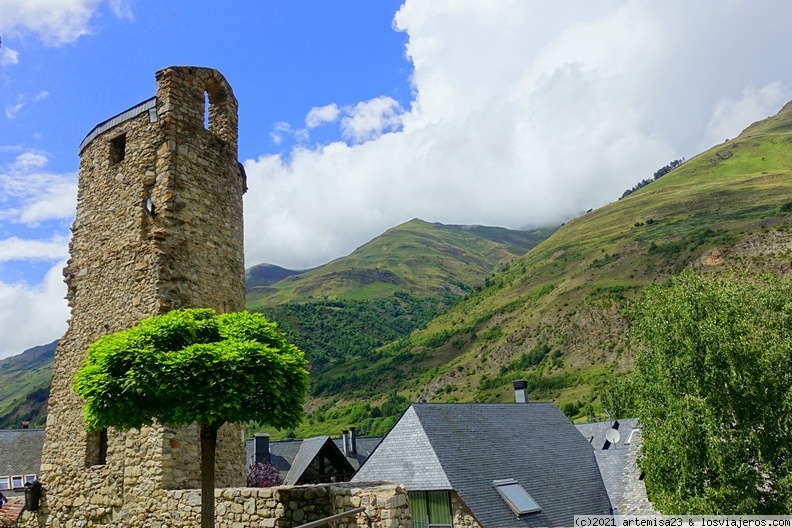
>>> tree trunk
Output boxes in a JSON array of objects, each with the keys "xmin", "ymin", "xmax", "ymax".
[{"xmin": 199, "ymin": 422, "xmax": 223, "ymax": 528}]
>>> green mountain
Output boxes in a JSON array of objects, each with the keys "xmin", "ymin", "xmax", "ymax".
[
  {"xmin": 296, "ymin": 101, "xmax": 792, "ymax": 435},
  {"xmin": 0, "ymin": 340, "xmax": 56, "ymax": 428},
  {"xmin": 249, "ymin": 219, "xmax": 554, "ymax": 373},
  {"xmin": 245, "ymin": 263, "xmax": 303, "ymax": 291},
  {"xmin": 247, "ymin": 219, "xmax": 555, "ymax": 306}
]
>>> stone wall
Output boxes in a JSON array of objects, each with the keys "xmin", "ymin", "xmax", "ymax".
[
  {"xmin": 450, "ymin": 493, "xmax": 481, "ymax": 528},
  {"xmin": 32, "ymin": 66, "xmax": 246, "ymax": 528},
  {"xmin": 159, "ymin": 483, "xmax": 411, "ymax": 528},
  {"xmin": 16, "ymin": 483, "xmax": 410, "ymax": 528}
]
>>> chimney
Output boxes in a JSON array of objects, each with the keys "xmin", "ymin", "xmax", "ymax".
[
  {"xmin": 21, "ymin": 421, "xmax": 29, "ymax": 429},
  {"xmin": 342, "ymin": 430, "xmax": 350, "ymax": 457},
  {"xmin": 253, "ymin": 433, "xmax": 270, "ymax": 464},
  {"xmin": 512, "ymin": 379, "xmax": 528, "ymax": 403},
  {"xmin": 349, "ymin": 427, "xmax": 357, "ymax": 455}
]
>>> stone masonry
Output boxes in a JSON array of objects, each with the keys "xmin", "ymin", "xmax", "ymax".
[{"xmin": 30, "ymin": 66, "xmax": 248, "ymax": 527}]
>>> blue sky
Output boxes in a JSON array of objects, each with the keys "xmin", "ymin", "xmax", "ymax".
[{"xmin": 2, "ymin": 0, "xmax": 792, "ymax": 357}]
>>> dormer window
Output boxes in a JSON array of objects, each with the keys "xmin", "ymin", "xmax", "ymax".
[{"xmin": 493, "ymin": 478, "xmax": 541, "ymax": 515}]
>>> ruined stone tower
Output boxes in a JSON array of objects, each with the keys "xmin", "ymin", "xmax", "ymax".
[{"xmin": 37, "ymin": 67, "xmax": 247, "ymax": 526}]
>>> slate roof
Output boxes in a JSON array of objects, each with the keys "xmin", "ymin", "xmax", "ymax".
[
  {"xmin": 283, "ymin": 435, "xmax": 356, "ymax": 485},
  {"xmin": 575, "ymin": 418, "xmax": 639, "ymax": 451},
  {"xmin": 245, "ymin": 435, "xmax": 382, "ymax": 484},
  {"xmin": 352, "ymin": 403, "xmax": 613, "ymax": 528},
  {"xmin": 574, "ymin": 419, "xmax": 656, "ymax": 515},
  {"xmin": 332, "ymin": 436, "xmax": 383, "ymax": 469},
  {"xmin": 0, "ymin": 429, "xmax": 45, "ymax": 497}
]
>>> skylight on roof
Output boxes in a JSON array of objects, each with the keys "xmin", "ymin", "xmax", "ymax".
[{"xmin": 493, "ymin": 478, "xmax": 541, "ymax": 515}]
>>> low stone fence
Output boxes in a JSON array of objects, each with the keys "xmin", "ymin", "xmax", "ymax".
[{"xmin": 160, "ymin": 482, "xmax": 411, "ymax": 528}]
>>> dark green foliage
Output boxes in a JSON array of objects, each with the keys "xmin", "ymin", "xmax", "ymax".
[
  {"xmin": 590, "ymin": 253, "xmax": 619, "ymax": 268},
  {"xmin": 620, "ymin": 158, "xmax": 684, "ymax": 199},
  {"xmin": 424, "ymin": 329, "xmax": 455, "ymax": 348},
  {"xmin": 308, "ymin": 391, "xmax": 409, "ymax": 437},
  {"xmin": 257, "ymin": 292, "xmax": 455, "ymax": 372},
  {"xmin": 74, "ymin": 309, "xmax": 309, "ymax": 431},
  {"xmin": 647, "ymin": 228, "xmax": 734, "ymax": 258},
  {"xmin": 499, "ymin": 344, "xmax": 551, "ymax": 375},
  {"xmin": 598, "ymin": 372, "xmax": 638, "ymax": 419},
  {"xmin": 631, "ymin": 271, "xmax": 792, "ymax": 514}
]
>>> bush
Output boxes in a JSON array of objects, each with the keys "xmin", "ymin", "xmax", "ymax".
[{"xmin": 247, "ymin": 462, "xmax": 283, "ymax": 487}]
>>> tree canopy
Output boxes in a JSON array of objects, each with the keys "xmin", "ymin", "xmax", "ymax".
[
  {"xmin": 629, "ymin": 270, "xmax": 792, "ymax": 514},
  {"xmin": 75, "ymin": 308, "xmax": 308, "ymax": 431},
  {"xmin": 74, "ymin": 308, "xmax": 309, "ymax": 528}
]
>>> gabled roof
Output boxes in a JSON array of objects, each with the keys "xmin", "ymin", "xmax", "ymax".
[
  {"xmin": 352, "ymin": 403, "xmax": 612, "ymax": 528},
  {"xmin": 246, "ymin": 435, "xmax": 364, "ymax": 485},
  {"xmin": 283, "ymin": 436, "xmax": 328, "ymax": 485},
  {"xmin": 332, "ymin": 436, "xmax": 383, "ymax": 469}
]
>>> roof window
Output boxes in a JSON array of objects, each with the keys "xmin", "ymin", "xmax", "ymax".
[
  {"xmin": 0, "ymin": 476, "xmax": 10, "ymax": 490},
  {"xmin": 493, "ymin": 478, "xmax": 541, "ymax": 515}
]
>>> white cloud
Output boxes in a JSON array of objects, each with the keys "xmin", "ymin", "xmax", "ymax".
[
  {"xmin": 0, "ymin": 236, "xmax": 69, "ymax": 261},
  {"xmin": 242, "ymin": 0, "xmax": 792, "ymax": 271},
  {"xmin": 0, "ymin": 261, "xmax": 68, "ymax": 359},
  {"xmin": 269, "ymin": 121, "xmax": 291, "ymax": 145},
  {"xmin": 0, "ymin": 0, "xmax": 133, "ymax": 45},
  {"xmin": 0, "ymin": 150, "xmax": 78, "ymax": 225},
  {"xmin": 0, "ymin": 45, "xmax": 19, "ymax": 65},
  {"xmin": 306, "ymin": 103, "xmax": 340, "ymax": 129},
  {"xmin": 5, "ymin": 90, "xmax": 49, "ymax": 119},
  {"xmin": 702, "ymin": 82, "xmax": 791, "ymax": 149},
  {"xmin": 340, "ymin": 97, "xmax": 404, "ymax": 143}
]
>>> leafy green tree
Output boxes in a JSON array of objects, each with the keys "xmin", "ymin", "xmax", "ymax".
[
  {"xmin": 74, "ymin": 309, "xmax": 309, "ymax": 528},
  {"xmin": 630, "ymin": 270, "xmax": 792, "ymax": 514},
  {"xmin": 599, "ymin": 372, "xmax": 638, "ymax": 419}
]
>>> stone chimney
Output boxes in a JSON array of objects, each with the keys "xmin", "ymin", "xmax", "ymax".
[
  {"xmin": 513, "ymin": 379, "xmax": 528, "ymax": 403},
  {"xmin": 349, "ymin": 427, "xmax": 358, "ymax": 455},
  {"xmin": 21, "ymin": 421, "xmax": 29, "ymax": 429},
  {"xmin": 253, "ymin": 433, "xmax": 270, "ymax": 464}
]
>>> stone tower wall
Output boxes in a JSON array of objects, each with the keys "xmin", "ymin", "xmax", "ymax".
[{"xmin": 35, "ymin": 66, "xmax": 246, "ymax": 528}]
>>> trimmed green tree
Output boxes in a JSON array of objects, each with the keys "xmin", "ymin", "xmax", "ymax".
[
  {"xmin": 630, "ymin": 270, "xmax": 792, "ymax": 514},
  {"xmin": 74, "ymin": 308, "xmax": 309, "ymax": 528}
]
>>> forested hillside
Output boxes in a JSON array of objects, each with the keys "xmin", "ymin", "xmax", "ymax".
[{"xmin": 280, "ymin": 101, "xmax": 792, "ymax": 438}]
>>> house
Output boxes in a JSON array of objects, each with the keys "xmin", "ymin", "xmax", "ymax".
[
  {"xmin": 244, "ymin": 429, "xmax": 383, "ymax": 485},
  {"xmin": 0, "ymin": 427, "xmax": 45, "ymax": 497},
  {"xmin": 350, "ymin": 384, "xmax": 613, "ymax": 528},
  {"xmin": 575, "ymin": 418, "xmax": 656, "ymax": 515}
]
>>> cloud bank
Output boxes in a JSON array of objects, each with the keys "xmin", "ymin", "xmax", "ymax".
[
  {"xmin": 0, "ymin": 151, "xmax": 75, "ymax": 357},
  {"xmin": 0, "ymin": 0, "xmax": 133, "ymax": 46},
  {"xmin": 244, "ymin": 0, "xmax": 792, "ymax": 270}
]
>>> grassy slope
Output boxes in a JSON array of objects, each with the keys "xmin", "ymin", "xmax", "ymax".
[
  {"xmin": 301, "ymin": 102, "xmax": 792, "ymax": 432},
  {"xmin": 0, "ymin": 341, "xmax": 56, "ymax": 424},
  {"xmin": 247, "ymin": 219, "xmax": 555, "ymax": 306}
]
